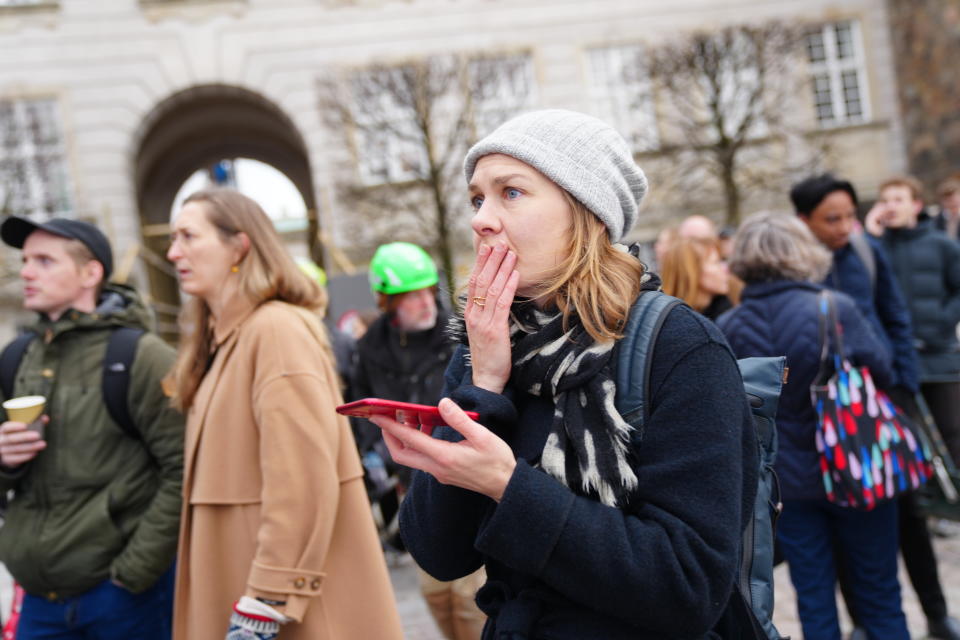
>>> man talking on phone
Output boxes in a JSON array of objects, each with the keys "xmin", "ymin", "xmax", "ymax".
[{"xmin": 0, "ymin": 216, "xmax": 184, "ymax": 640}]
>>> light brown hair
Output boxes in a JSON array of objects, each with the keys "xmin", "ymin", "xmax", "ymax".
[
  {"xmin": 534, "ymin": 192, "xmax": 643, "ymax": 342},
  {"xmin": 937, "ymin": 177, "xmax": 960, "ymax": 199},
  {"xmin": 880, "ymin": 175, "xmax": 925, "ymax": 202},
  {"xmin": 63, "ymin": 238, "xmax": 106, "ymax": 297},
  {"xmin": 660, "ymin": 237, "xmax": 719, "ymax": 311},
  {"xmin": 168, "ymin": 189, "xmax": 326, "ymax": 410}
]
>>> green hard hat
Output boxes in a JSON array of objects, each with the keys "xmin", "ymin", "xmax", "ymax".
[
  {"xmin": 369, "ymin": 242, "xmax": 439, "ymax": 295},
  {"xmin": 295, "ymin": 257, "xmax": 327, "ymax": 287}
]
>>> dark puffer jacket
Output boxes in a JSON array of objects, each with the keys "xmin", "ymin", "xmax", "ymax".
[
  {"xmin": 824, "ymin": 235, "xmax": 919, "ymax": 392},
  {"xmin": 880, "ymin": 217, "xmax": 960, "ymax": 380},
  {"xmin": 717, "ymin": 280, "xmax": 892, "ymax": 501},
  {"xmin": 0, "ymin": 284, "xmax": 183, "ymax": 597}
]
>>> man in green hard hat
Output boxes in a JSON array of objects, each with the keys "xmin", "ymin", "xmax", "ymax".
[
  {"xmin": 352, "ymin": 242, "xmax": 450, "ymax": 445},
  {"xmin": 351, "ymin": 242, "xmax": 486, "ymax": 640}
]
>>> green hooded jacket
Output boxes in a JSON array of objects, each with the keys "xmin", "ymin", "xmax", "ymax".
[{"xmin": 0, "ymin": 283, "xmax": 184, "ymax": 597}]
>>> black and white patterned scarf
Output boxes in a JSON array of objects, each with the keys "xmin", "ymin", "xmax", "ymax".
[{"xmin": 450, "ymin": 249, "xmax": 660, "ymax": 507}]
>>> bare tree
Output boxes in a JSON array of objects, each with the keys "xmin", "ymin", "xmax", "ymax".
[
  {"xmin": 317, "ymin": 53, "xmax": 531, "ymax": 306},
  {"xmin": 0, "ymin": 98, "xmax": 72, "ymax": 294},
  {"xmin": 642, "ymin": 21, "xmax": 828, "ymax": 225}
]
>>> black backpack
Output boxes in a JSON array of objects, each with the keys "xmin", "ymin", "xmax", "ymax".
[
  {"xmin": 614, "ymin": 291, "xmax": 787, "ymax": 640},
  {"xmin": 0, "ymin": 326, "xmax": 144, "ymax": 439}
]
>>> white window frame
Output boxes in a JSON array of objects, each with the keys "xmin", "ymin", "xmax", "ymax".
[
  {"xmin": 0, "ymin": 98, "xmax": 72, "ymax": 218},
  {"xmin": 586, "ymin": 44, "xmax": 658, "ymax": 152},
  {"xmin": 468, "ymin": 53, "xmax": 536, "ymax": 139},
  {"xmin": 351, "ymin": 69, "xmax": 430, "ymax": 186},
  {"xmin": 806, "ymin": 20, "xmax": 871, "ymax": 128},
  {"xmin": 0, "ymin": 0, "xmax": 53, "ymax": 6}
]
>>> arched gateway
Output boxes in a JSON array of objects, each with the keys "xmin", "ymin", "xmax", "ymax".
[{"xmin": 132, "ymin": 84, "xmax": 319, "ymax": 338}]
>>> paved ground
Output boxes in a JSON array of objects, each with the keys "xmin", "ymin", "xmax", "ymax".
[
  {"xmin": 771, "ymin": 527, "xmax": 960, "ymax": 639},
  {"xmin": 388, "ymin": 551, "xmax": 447, "ymax": 640},
  {"xmin": 0, "ymin": 526, "xmax": 955, "ymax": 639},
  {"xmin": 390, "ymin": 527, "xmax": 960, "ymax": 639}
]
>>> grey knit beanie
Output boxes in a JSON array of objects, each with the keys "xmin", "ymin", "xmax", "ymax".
[{"xmin": 463, "ymin": 109, "xmax": 648, "ymax": 242}]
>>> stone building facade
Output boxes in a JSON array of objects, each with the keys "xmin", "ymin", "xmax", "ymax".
[{"xmin": 0, "ymin": 0, "xmax": 910, "ymax": 339}]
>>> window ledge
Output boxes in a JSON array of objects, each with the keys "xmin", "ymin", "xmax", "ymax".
[
  {"xmin": 140, "ymin": 0, "xmax": 247, "ymax": 22},
  {"xmin": 0, "ymin": 1, "xmax": 58, "ymax": 12}
]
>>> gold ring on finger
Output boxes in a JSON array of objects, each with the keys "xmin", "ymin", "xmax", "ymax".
[{"xmin": 472, "ymin": 296, "xmax": 487, "ymax": 308}]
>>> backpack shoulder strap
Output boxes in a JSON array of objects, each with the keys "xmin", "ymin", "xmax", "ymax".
[
  {"xmin": 614, "ymin": 291, "xmax": 682, "ymax": 430},
  {"xmin": 0, "ymin": 332, "xmax": 37, "ymax": 400},
  {"xmin": 102, "ymin": 327, "xmax": 145, "ymax": 439},
  {"xmin": 849, "ymin": 232, "xmax": 876, "ymax": 290}
]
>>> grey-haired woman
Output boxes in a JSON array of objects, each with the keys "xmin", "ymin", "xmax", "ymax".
[{"xmin": 717, "ymin": 212, "xmax": 906, "ymax": 640}]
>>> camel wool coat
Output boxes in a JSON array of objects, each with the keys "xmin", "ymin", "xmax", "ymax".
[{"xmin": 172, "ymin": 298, "xmax": 403, "ymax": 640}]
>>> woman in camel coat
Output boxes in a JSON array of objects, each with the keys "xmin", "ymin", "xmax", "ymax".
[{"xmin": 167, "ymin": 188, "xmax": 403, "ymax": 640}]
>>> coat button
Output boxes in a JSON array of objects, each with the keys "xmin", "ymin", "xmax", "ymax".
[
  {"xmin": 310, "ymin": 578, "xmax": 321, "ymax": 590},
  {"xmin": 293, "ymin": 577, "xmax": 306, "ymax": 589},
  {"xmin": 41, "ymin": 369, "xmax": 55, "ymax": 379}
]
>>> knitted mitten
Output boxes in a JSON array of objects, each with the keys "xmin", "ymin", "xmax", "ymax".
[
  {"xmin": 226, "ymin": 600, "xmax": 282, "ymax": 640},
  {"xmin": 226, "ymin": 611, "xmax": 279, "ymax": 639}
]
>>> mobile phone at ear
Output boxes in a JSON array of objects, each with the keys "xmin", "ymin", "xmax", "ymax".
[{"xmin": 335, "ymin": 398, "xmax": 478, "ymax": 427}]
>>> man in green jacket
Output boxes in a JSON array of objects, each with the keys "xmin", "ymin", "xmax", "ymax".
[{"xmin": 0, "ymin": 216, "xmax": 183, "ymax": 639}]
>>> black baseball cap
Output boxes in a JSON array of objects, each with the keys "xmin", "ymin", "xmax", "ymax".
[{"xmin": 1, "ymin": 216, "xmax": 113, "ymax": 280}]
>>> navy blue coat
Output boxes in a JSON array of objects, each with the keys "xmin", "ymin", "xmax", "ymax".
[
  {"xmin": 400, "ymin": 304, "xmax": 756, "ymax": 639},
  {"xmin": 717, "ymin": 280, "xmax": 893, "ymax": 501},
  {"xmin": 824, "ymin": 235, "xmax": 919, "ymax": 392},
  {"xmin": 881, "ymin": 217, "xmax": 960, "ymax": 380}
]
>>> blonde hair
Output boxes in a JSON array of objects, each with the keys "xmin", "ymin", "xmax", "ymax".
[
  {"xmin": 729, "ymin": 211, "xmax": 832, "ymax": 284},
  {"xmin": 535, "ymin": 193, "xmax": 643, "ymax": 342},
  {"xmin": 660, "ymin": 237, "xmax": 721, "ymax": 311},
  {"xmin": 169, "ymin": 189, "xmax": 326, "ymax": 410}
]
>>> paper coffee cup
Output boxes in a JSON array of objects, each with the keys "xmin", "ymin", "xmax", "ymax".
[{"xmin": 2, "ymin": 395, "xmax": 46, "ymax": 423}]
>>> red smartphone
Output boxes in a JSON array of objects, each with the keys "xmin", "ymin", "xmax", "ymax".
[{"xmin": 335, "ymin": 398, "xmax": 478, "ymax": 427}]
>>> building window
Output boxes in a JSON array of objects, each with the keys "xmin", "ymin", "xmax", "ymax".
[
  {"xmin": 806, "ymin": 20, "xmax": 870, "ymax": 127},
  {"xmin": 468, "ymin": 54, "xmax": 535, "ymax": 139},
  {"xmin": 586, "ymin": 45, "xmax": 658, "ymax": 152},
  {"xmin": 0, "ymin": 0, "xmax": 54, "ymax": 6},
  {"xmin": 0, "ymin": 98, "xmax": 72, "ymax": 218},
  {"xmin": 351, "ymin": 68, "xmax": 430, "ymax": 186},
  {"xmin": 349, "ymin": 54, "xmax": 535, "ymax": 186}
]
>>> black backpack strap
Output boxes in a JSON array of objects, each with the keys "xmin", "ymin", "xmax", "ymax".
[
  {"xmin": 614, "ymin": 290, "xmax": 683, "ymax": 430},
  {"xmin": 0, "ymin": 332, "xmax": 37, "ymax": 400},
  {"xmin": 849, "ymin": 232, "xmax": 876, "ymax": 290},
  {"xmin": 102, "ymin": 327, "xmax": 145, "ymax": 439}
]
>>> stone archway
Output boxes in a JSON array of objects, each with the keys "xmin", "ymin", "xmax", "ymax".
[{"xmin": 132, "ymin": 84, "xmax": 318, "ymax": 337}]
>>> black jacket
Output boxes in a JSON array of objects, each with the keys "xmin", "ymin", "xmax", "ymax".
[
  {"xmin": 401, "ymin": 304, "xmax": 756, "ymax": 639},
  {"xmin": 881, "ymin": 217, "xmax": 960, "ymax": 380},
  {"xmin": 350, "ymin": 310, "xmax": 455, "ymax": 451},
  {"xmin": 824, "ymin": 235, "xmax": 919, "ymax": 392}
]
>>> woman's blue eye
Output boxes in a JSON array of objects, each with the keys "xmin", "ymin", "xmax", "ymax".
[
  {"xmin": 505, "ymin": 188, "xmax": 522, "ymax": 199},
  {"xmin": 470, "ymin": 195, "xmax": 484, "ymax": 209}
]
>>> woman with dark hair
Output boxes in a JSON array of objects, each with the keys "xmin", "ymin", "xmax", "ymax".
[
  {"xmin": 167, "ymin": 189, "xmax": 402, "ymax": 640},
  {"xmin": 370, "ymin": 110, "xmax": 757, "ymax": 639},
  {"xmin": 717, "ymin": 211, "xmax": 907, "ymax": 640}
]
